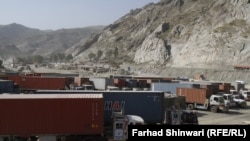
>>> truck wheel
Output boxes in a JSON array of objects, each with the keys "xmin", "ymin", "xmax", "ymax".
[
  {"xmin": 210, "ymin": 106, "xmax": 218, "ymax": 113},
  {"xmin": 187, "ymin": 104, "xmax": 194, "ymax": 110},
  {"xmin": 240, "ymin": 103, "xmax": 247, "ymax": 108}
]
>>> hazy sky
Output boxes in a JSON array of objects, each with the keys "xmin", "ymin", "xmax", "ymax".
[{"xmin": 0, "ymin": 0, "xmax": 160, "ymax": 30}]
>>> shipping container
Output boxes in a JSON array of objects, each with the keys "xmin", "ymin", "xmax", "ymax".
[
  {"xmin": 180, "ymin": 81, "xmax": 220, "ymax": 93},
  {"xmin": 74, "ymin": 77, "xmax": 91, "ymax": 86},
  {"xmin": 8, "ymin": 76, "xmax": 74, "ymax": 93},
  {"xmin": 151, "ymin": 82, "xmax": 194, "ymax": 94},
  {"xmin": 126, "ymin": 79, "xmax": 138, "ymax": 88},
  {"xmin": 176, "ymin": 88, "xmax": 212, "ymax": 104},
  {"xmin": 218, "ymin": 83, "xmax": 231, "ymax": 93},
  {"xmin": 137, "ymin": 79, "xmax": 147, "ymax": 88},
  {"xmin": 164, "ymin": 95, "xmax": 186, "ymax": 109},
  {"xmin": 89, "ymin": 77, "xmax": 112, "ymax": 90},
  {"xmin": 0, "ymin": 94, "xmax": 104, "ymax": 136},
  {"xmin": 35, "ymin": 90, "xmax": 165, "ymax": 125},
  {"xmin": 0, "ymin": 80, "xmax": 14, "ymax": 93},
  {"xmin": 113, "ymin": 78, "xmax": 126, "ymax": 88}
]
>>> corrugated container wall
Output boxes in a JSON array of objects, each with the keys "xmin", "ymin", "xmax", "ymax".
[
  {"xmin": 126, "ymin": 79, "xmax": 138, "ymax": 88},
  {"xmin": 219, "ymin": 83, "xmax": 231, "ymax": 93},
  {"xmin": 0, "ymin": 80, "xmax": 14, "ymax": 93},
  {"xmin": 102, "ymin": 91, "xmax": 165, "ymax": 125},
  {"xmin": 18, "ymin": 76, "xmax": 73, "ymax": 90},
  {"xmin": 176, "ymin": 88, "xmax": 212, "ymax": 104},
  {"xmin": 138, "ymin": 79, "xmax": 147, "ymax": 88},
  {"xmin": 89, "ymin": 77, "xmax": 110, "ymax": 90},
  {"xmin": 0, "ymin": 94, "xmax": 104, "ymax": 136},
  {"xmin": 74, "ymin": 77, "xmax": 91, "ymax": 86},
  {"xmin": 151, "ymin": 83, "xmax": 194, "ymax": 94},
  {"xmin": 34, "ymin": 90, "xmax": 165, "ymax": 125},
  {"xmin": 113, "ymin": 78, "xmax": 126, "ymax": 88},
  {"xmin": 164, "ymin": 96, "xmax": 186, "ymax": 109}
]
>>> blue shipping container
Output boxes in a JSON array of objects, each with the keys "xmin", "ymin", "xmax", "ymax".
[
  {"xmin": 0, "ymin": 80, "xmax": 14, "ymax": 93},
  {"xmin": 151, "ymin": 82, "xmax": 194, "ymax": 94}
]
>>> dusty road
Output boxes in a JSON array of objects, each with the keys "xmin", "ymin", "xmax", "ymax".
[{"xmin": 197, "ymin": 102, "xmax": 250, "ymax": 125}]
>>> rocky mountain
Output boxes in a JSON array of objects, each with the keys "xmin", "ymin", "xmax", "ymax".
[
  {"xmin": 70, "ymin": 0, "xmax": 250, "ymax": 70},
  {"xmin": 1, "ymin": 0, "xmax": 250, "ymax": 83},
  {"xmin": 0, "ymin": 23, "xmax": 105, "ymax": 59}
]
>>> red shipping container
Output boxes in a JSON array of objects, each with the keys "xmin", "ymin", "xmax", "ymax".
[
  {"xmin": 7, "ymin": 75, "xmax": 21, "ymax": 85},
  {"xmin": 18, "ymin": 76, "xmax": 73, "ymax": 90},
  {"xmin": 0, "ymin": 94, "xmax": 104, "ymax": 136},
  {"xmin": 113, "ymin": 78, "xmax": 126, "ymax": 88}
]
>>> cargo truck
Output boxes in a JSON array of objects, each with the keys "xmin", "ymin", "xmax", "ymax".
[
  {"xmin": 35, "ymin": 90, "xmax": 166, "ymax": 125},
  {"xmin": 0, "ymin": 94, "xmax": 144, "ymax": 141},
  {"xmin": 34, "ymin": 90, "xmax": 198, "ymax": 125},
  {"xmin": 176, "ymin": 88, "xmax": 229, "ymax": 112}
]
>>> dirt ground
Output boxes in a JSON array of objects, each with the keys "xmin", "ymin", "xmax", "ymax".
[{"xmin": 197, "ymin": 102, "xmax": 250, "ymax": 125}]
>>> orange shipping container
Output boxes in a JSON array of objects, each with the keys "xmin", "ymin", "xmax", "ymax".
[{"xmin": 176, "ymin": 88, "xmax": 212, "ymax": 104}]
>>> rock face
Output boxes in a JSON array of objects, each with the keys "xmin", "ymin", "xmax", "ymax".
[
  {"xmin": 134, "ymin": 23, "xmax": 171, "ymax": 65},
  {"xmin": 72, "ymin": 0, "xmax": 250, "ymax": 69}
]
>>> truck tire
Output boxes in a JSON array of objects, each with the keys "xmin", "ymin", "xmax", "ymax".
[
  {"xmin": 210, "ymin": 106, "xmax": 218, "ymax": 113},
  {"xmin": 240, "ymin": 103, "xmax": 247, "ymax": 108},
  {"xmin": 187, "ymin": 104, "xmax": 194, "ymax": 110}
]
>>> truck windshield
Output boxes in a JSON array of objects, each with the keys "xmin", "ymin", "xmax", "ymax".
[
  {"xmin": 234, "ymin": 95, "xmax": 240, "ymax": 99},
  {"xmin": 218, "ymin": 97, "xmax": 225, "ymax": 103}
]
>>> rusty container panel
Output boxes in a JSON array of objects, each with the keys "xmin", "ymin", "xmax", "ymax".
[
  {"xmin": 137, "ymin": 79, "xmax": 147, "ymax": 88},
  {"xmin": 7, "ymin": 75, "xmax": 21, "ymax": 85},
  {"xmin": 176, "ymin": 88, "xmax": 212, "ymax": 104},
  {"xmin": 74, "ymin": 77, "xmax": 90, "ymax": 86},
  {"xmin": 113, "ymin": 78, "xmax": 126, "ymax": 88},
  {"xmin": 33, "ymin": 73, "xmax": 42, "ymax": 76},
  {"xmin": 219, "ymin": 83, "xmax": 231, "ymax": 93},
  {"xmin": 19, "ymin": 76, "xmax": 73, "ymax": 90},
  {"xmin": 0, "ymin": 75, "xmax": 8, "ymax": 80},
  {"xmin": 146, "ymin": 79, "xmax": 160, "ymax": 84},
  {"xmin": 0, "ymin": 94, "xmax": 104, "ymax": 136},
  {"xmin": 24, "ymin": 73, "xmax": 34, "ymax": 76}
]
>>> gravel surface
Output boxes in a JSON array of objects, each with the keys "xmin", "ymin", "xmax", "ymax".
[{"xmin": 197, "ymin": 102, "xmax": 250, "ymax": 125}]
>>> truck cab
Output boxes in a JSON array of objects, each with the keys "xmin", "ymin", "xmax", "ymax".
[
  {"xmin": 219, "ymin": 93, "xmax": 236, "ymax": 108},
  {"xmin": 241, "ymin": 90, "xmax": 250, "ymax": 101},
  {"xmin": 112, "ymin": 111, "xmax": 144, "ymax": 141},
  {"xmin": 209, "ymin": 95, "xmax": 229, "ymax": 112},
  {"xmin": 232, "ymin": 94, "xmax": 247, "ymax": 108}
]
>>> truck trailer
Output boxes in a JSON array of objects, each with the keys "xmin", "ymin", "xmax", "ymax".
[
  {"xmin": 34, "ymin": 90, "xmax": 198, "ymax": 125},
  {"xmin": 6, "ymin": 75, "xmax": 74, "ymax": 93},
  {"xmin": 35, "ymin": 90, "xmax": 165, "ymax": 125},
  {"xmin": 0, "ymin": 94, "xmax": 105, "ymax": 141},
  {"xmin": 0, "ymin": 93, "xmax": 141, "ymax": 141}
]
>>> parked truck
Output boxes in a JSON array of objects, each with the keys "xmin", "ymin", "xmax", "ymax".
[
  {"xmin": 0, "ymin": 93, "xmax": 144, "ymax": 141},
  {"xmin": 34, "ymin": 90, "xmax": 198, "ymax": 125},
  {"xmin": 176, "ymin": 88, "xmax": 229, "ymax": 112}
]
